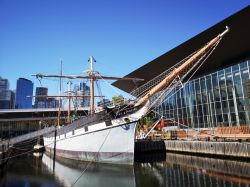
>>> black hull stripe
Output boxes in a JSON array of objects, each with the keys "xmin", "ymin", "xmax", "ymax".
[{"xmin": 45, "ymin": 147, "xmax": 134, "ymax": 164}]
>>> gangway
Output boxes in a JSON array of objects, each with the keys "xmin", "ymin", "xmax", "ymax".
[{"xmin": 0, "ymin": 126, "xmax": 55, "ymax": 147}]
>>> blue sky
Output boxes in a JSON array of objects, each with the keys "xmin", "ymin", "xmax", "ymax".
[{"xmin": 0, "ymin": 0, "xmax": 249, "ymax": 100}]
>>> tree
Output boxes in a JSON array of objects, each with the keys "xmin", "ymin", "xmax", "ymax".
[{"xmin": 112, "ymin": 95, "xmax": 124, "ymax": 106}]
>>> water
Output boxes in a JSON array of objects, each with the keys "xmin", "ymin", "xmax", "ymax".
[{"xmin": 1, "ymin": 152, "xmax": 250, "ymax": 187}]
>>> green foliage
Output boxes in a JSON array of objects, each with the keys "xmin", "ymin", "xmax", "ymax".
[
  {"xmin": 138, "ymin": 111, "xmax": 158, "ymax": 128},
  {"xmin": 144, "ymin": 118, "xmax": 154, "ymax": 127},
  {"xmin": 112, "ymin": 95, "xmax": 124, "ymax": 106}
]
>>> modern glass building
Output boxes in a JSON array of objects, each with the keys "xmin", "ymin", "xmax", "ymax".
[
  {"xmin": 34, "ymin": 87, "xmax": 48, "ymax": 108},
  {"xmin": 0, "ymin": 76, "xmax": 9, "ymax": 91},
  {"xmin": 113, "ymin": 6, "xmax": 250, "ymax": 129},
  {"xmin": 0, "ymin": 76, "xmax": 15, "ymax": 109},
  {"xmin": 74, "ymin": 82, "xmax": 90, "ymax": 107},
  {"xmin": 15, "ymin": 78, "xmax": 33, "ymax": 109},
  {"xmin": 157, "ymin": 59, "xmax": 250, "ymax": 128},
  {"xmin": 47, "ymin": 98, "xmax": 59, "ymax": 108},
  {"xmin": 0, "ymin": 90, "xmax": 15, "ymax": 109}
]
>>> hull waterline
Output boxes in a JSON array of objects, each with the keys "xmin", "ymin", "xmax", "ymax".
[{"xmin": 44, "ymin": 121, "xmax": 137, "ymax": 165}]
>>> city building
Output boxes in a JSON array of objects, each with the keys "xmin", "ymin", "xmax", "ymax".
[
  {"xmin": 15, "ymin": 78, "xmax": 33, "ymax": 109},
  {"xmin": 158, "ymin": 60, "xmax": 250, "ymax": 128},
  {"xmin": 97, "ymin": 98, "xmax": 111, "ymax": 107},
  {"xmin": 47, "ymin": 98, "xmax": 59, "ymax": 108},
  {"xmin": 0, "ymin": 76, "xmax": 9, "ymax": 91},
  {"xmin": 0, "ymin": 77, "xmax": 15, "ymax": 109},
  {"xmin": 74, "ymin": 82, "xmax": 90, "ymax": 108},
  {"xmin": 34, "ymin": 87, "xmax": 48, "ymax": 108},
  {"xmin": 113, "ymin": 6, "xmax": 250, "ymax": 128}
]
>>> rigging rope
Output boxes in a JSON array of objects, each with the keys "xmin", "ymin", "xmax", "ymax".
[
  {"xmin": 151, "ymin": 109, "xmax": 233, "ymax": 140},
  {"xmin": 129, "ymin": 49, "xmax": 199, "ymax": 100},
  {"xmin": 95, "ymin": 80, "xmax": 104, "ymax": 104},
  {"xmin": 114, "ymin": 39, "xmax": 222, "ymax": 117},
  {"xmin": 97, "ymin": 72, "xmax": 123, "ymax": 96},
  {"xmin": 146, "ymin": 38, "xmax": 222, "ymax": 110},
  {"xmin": 156, "ymin": 39, "xmax": 221, "ymax": 109}
]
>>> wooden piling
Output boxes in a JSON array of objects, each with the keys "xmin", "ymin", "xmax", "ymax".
[{"xmin": 165, "ymin": 140, "xmax": 250, "ymax": 159}]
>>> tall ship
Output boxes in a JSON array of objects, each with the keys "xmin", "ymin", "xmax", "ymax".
[{"xmin": 33, "ymin": 27, "xmax": 229, "ymax": 165}]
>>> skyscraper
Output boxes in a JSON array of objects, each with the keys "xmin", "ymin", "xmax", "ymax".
[
  {"xmin": 80, "ymin": 82, "xmax": 90, "ymax": 107},
  {"xmin": 34, "ymin": 87, "xmax": 48, "ymax": 108},
  {"xmin": 0, "ymin": 76, "xmax": 15, "ymax": 109},
  {"xmin": 15, "ymin": 78, "xmax": 33, "ymax": 109},
  {"xmin": 0, "ymin": 76, "xmax": 9, "ymax": 91},
  {"xmin": 47, "ymin": 98, "xmax": 59, "ymax": 108},
  {"xmin": 74, "ymin": 82, "xmax": 90, "ymax": 107}
]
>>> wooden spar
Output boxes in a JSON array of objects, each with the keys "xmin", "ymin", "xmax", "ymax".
[
  {"xmin": 32, "ymin": 74, "xmax": 144, "ymax": 81},
  {"xmin": 27, "ymin": 95, "xmax": 105, "ymax": 98},
  {"xmin": 67, "ymin": 81, "xmax": 71, "ymax": 123},
  {"xmin": 89, "ymin": 56, "xmax": 95, "ymax": 115},
  {"xmin": 58, "ymin": 61, "xmax": 63, "ymax": 126},
  {"xmin": 135, "ymin": 26, "xmax": 229, "ymax": 107},
  {"xmin": 91, "ymin": 77, "xmax": 95, "ymax": 114},
  {"xmin": 27, "ymin": 94, "xmax": 104, "ymax": 122},
  {"xmin": 32, "ymin": 57, "xmax": 144, "ymax": 115}
]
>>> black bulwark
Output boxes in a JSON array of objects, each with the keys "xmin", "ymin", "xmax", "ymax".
[{"xmin": 49, "ymin": 104, "xmax": 142, "ymax": 137}]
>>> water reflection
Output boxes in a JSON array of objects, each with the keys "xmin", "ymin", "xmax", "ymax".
[
  {"xmin": 42, "ymin": 153, "xmax": 136, "ymax": 187},
  {"xmin": 1, "ymin": 154, "xmax": 64, "ymax": 187},
  {"xmin": 43, "ymin": 152, "xmax": 250, "ymax": 187},
  {"xmin": 162, "ymin": 153, "xmax": 250, "ymax": 187},
  {"xmin": 135, "ymin": 152, "xmax": 250, "ymax": 187},
  {"xmin": 1, "ymin": 152, "xmax": 250, "ymax": 187}
]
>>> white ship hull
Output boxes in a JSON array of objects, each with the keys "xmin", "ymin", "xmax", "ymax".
[
  {"xmin": 44, "ymin": 103, "xmax": 149, "ymax": 165},
  {"xmin": 44, "ymin": 121, "xmax": 137, "ymax": 164}
]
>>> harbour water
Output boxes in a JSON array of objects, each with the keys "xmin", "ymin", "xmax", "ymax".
[{"xmin": 1, "ymin": 152, "xmax": 250, "ymax": 187}]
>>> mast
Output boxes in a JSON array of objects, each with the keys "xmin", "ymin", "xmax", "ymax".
[
  {"xmin": 135, "ymin": 26, "xmax": 229, "ymax": 107},
  {"xmin": 88, "ymin": 56, "xmax": 96, "ymax": 114},
  {"xmin": 32, "ymin": 57, "xmax": 143, "ymax": 117},
  {"xmin": 67, "ymin": 81, "xmax": 72, "ymax": 123},
  {"xmin": 57, "ymin": 60, "xmax": 63, "ymax": 126}
]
